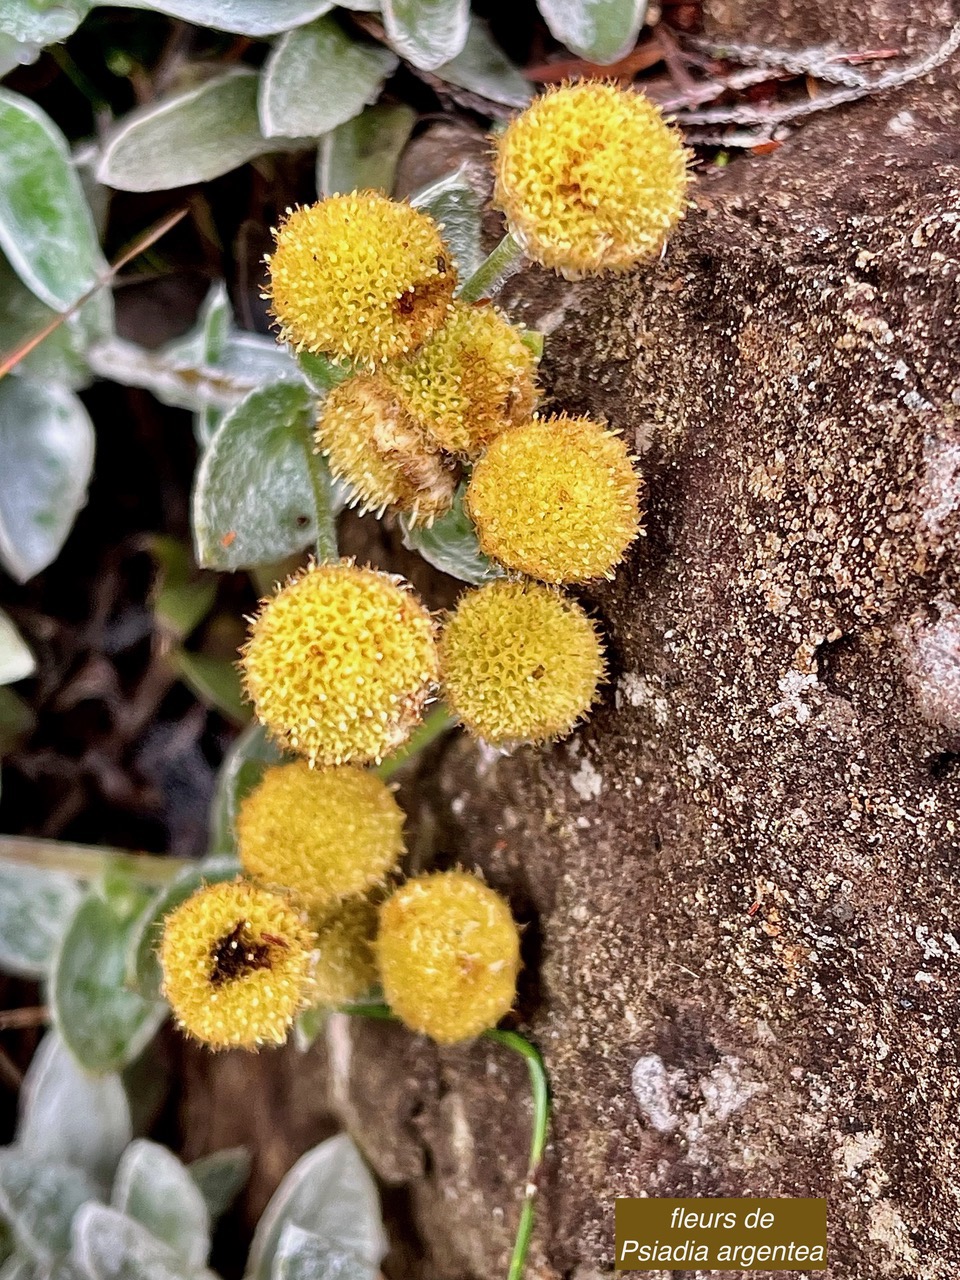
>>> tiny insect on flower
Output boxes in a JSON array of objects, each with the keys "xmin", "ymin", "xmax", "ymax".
[
  {"xmin": 493, "ymin": 81, "xmax": 691, "ymax": 279},
  {"xmin": 159, "ymin": 880, "xmax": 315, "ymax": 1050},
  {"xmin": 439, "ymin": 579, "xmax": 606, "ymax": 746},
  {"xmin": 466, "ymin": 413, "xmax": 642, "ymax": 584},
  {"xmin": 237, "ymin": 760, "xmax": 406, "ymax": 911},
  {"xmin": 240, "ymin": 561, "xmax": 439, "ymax": 767},
  {"xmin": 265, "ymin": 192, "xmax": 457, "ymax": 368},
  {"xmin": 376, "ymin": 870, "xmax": 521, "ymax": 1044}
]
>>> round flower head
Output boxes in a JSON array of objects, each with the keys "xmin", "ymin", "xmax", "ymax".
[
  {"xmin": 386, "ymin": 301, "xmax": 539, "ymax": 457},
  {"xmin": 440, "ymin": 580, "xmax": 605, "ymax": 745},
  {"xmin": 493, "ymin": 82, "xmax": 690, "ymax": 278},
  {"xmin": 159, "ymin": 880, "xmax": 314, "ymax": 1049},
  {"xmin": 266, "ymin": 193, "xmax": 457, "ymax": 368},
  {"xmin": 377, "ymin": 871, "xmax": 520, "ymax": 1043},
  {"xmin": 237, "ymin": 761, "xmax": 405, "ymax": 910},
  {"xmin": 241, "ymin": 562, "xmax": 439, "ymax": 766},
  {"xmin": 306, "ymin": 898, "xmax": 379, "ymax": 1008},
  {"xmin": 467, "ymin": 414, "xmax": 642, "ymax": 583},
  {"xmin": 316, "ymin": 375, "xmax": 457, "ymax": 526}
]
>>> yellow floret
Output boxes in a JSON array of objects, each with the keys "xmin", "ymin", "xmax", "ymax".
[
  {"xmin": 266, "ymin": 193, "xmax": 457, "ymax": 368},
  {"xmin": 241, "ymin": 562, "xmax": 439, "ymax": 766},
  {"xmin": 377, "ymin": 871, "xmax": 520, "ymax": 1043},
  {"xmin": 159, "ymin": 880, "xmax": 314, "ymax": 1050},
  {"xmin": 385, "ymin": 300, "xmax": 539, "ymax": 457},
  {"xmin": 237, "ymin": 761, "xmax": 405, "ymax": 910},
  {"xmin": 494, "ymin": 81, "xmax": 690, "ymax": 279},
  {"xmin": 466, "ymin": 414, "xmax": 642, "ymax": 583},
  {"xmin": 306, "ymin": 898, "xmax": 380, "ymax": 1008},
  {"xmin": 316, "ymin": 375, "xmax": 457, "ymax": 526},
  {"xmin": 439, "ymin": 580, "xmax": 605, "ymax": 745}
]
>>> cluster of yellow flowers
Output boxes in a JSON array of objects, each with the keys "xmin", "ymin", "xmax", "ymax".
[{"xmin": 159, "ymin": 82, "xmax": 688, "ymax": 1054}]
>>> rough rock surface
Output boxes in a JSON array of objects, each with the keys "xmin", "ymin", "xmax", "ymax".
[{"xmin": 180, "ymin": 4, "xmax": 960, "ymax": 1276}]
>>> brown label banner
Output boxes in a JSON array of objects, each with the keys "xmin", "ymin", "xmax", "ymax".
[{"xmin": 615, "ymin": 1197, "xmax": 827, "ymax": 1271}]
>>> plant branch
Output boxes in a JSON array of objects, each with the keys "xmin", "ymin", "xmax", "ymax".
[{"xmin": 0, "ymin": 836, "xmax": 192, "ymax": 887}]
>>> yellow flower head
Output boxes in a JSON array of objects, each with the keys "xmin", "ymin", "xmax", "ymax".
[
  {"xmin": 306, "ymin": 898, "xmax": 380, "ymax": 1008},
  {"xmin": 237, "ymin": 760, "xmax": 405, "ymax": 910},
  {"xmin": 241, "ymin": 562, "xmax": 439, "ymax": 766},
  {"xmin": 440, "ymin": 580, "xmax": 605, "ymax": 745},
  {"xmin": 377, "ymin": 871, "xmax": 520, "ymax": 1043},
  {"xmin": 316, "ymin": 375, "xmax": 457, "ymax": 526},
  {"xmin": 466, "ymin": 414, "xmax": 642, "ymax": 583},
  {"xmin": 159, "ymin": 880, "xmax": 314, "ymax": 1050},
  {"xmin": 386, "ymin": 300, "xmax": 539, "ymax": 457},
  {"xmin": 493, "ymin": 81, "xmax": 690, "ymax": 278},
  {"xmin": 266, "ymin": 193, "xmax": 457, "ymax": 367}
]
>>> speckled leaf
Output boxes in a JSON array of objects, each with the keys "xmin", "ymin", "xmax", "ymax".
[
  {"xmin": 0, "ymin": 3, "xmax": 89, "ymax": 54},
  {"xmin": 0, "ymin": 1152, "xmax": 97, "ymax": 1265},
  {"xmin": 410, "ymin": 166, "xmax": 483, "ymax": 277},
  {"xmin": 435, "ymin": 19, "xmax": 531, "ymax": 108},
  {"xmin": 112, "ymin": 1142, "xmax": 209, "ymax": 1270},
  {"xmin": 536, "ymin": 0, "xmax": 648, "ymax": 64},
  {"xmin": 260, "ymin": 16, "xmax": 397, "ymax": 140},
  {"xmin": 71, "ymin": 1205, "xmax": 195, "ymax": 1280},
  {"xmin": 382, "ymin": 0, "xmax": 468, "ymax": 71},
  {"xmin": 318, "ymin": 102, "xmax": 415, "ymax": 196},
  {"xmin": 274, "ymin": 1225, "xmax": 376, "ymax": 1280},
  {"xmin": 0, "ymin": 864, "xmax": 82, "ymax": 979},
  {"xmin": 401, "ymin": 483, "xmax": 502, "ymax": 583}
]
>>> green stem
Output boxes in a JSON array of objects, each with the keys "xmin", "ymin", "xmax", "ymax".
[
  {"xmin": 305, "ymin": 450, "xmax": 340, "ymax": 563},
  {"xmin": 0, "ymin": 836, "xmax": 191, "ymax": 887},
  {"xmin": 374, "ymin": 704, "xmax": 458, "ymax": 781},
  {"xmin": 340, "ymin": 1003, "xmax": 549, "ymax": 1279},
  {"xmin": 458, "ymin": 233, "xmax": 525, "ymax": 304}
]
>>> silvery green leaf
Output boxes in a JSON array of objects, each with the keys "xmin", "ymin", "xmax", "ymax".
[
  {"xmin": 71, "ymin": 1205, "xmax": 197, "ymax": 1280},
  {"xmin": 382, "ymin": 0, "xmax": 468, "ymax": 71},
  {"xmin": 107, "ymin": 0, "xmax": 334, "ymax": 36},
  {"xmin": 273, "ymin": 1225, "xmax": 376, "ymax": 1280},
  {"xmin": 401, "ymin": 483, "xmax": 502, "ymax": 584},
  {"xmin": 127, "ymin": 855, "xmax": 240, "ymax": 1002},
  {"xmin": 189, "ymin": 285, "xmax": 231, "ymax": 447},
  {"xmin": 97, "ymin": 70, "xmax": 269, "ymax": 193},
  {"xmin": 247, "ymin": 1136, "xmax": 386, "ymax": 1280},
  {"xmin": 0, "ymin": 377, "xmax": 95, "ymax": 584},
  {"xmin": 536, "ymin": 0, "xmax": 648, "ymax": 64},
  {"xmin": 0, "ymin": 611, "xmax": 34, "ymax": 685},
  {"xmin": 434, "ymin": 19, "xmax": 531, "ymax": 108},
  {"xmin": 209, "ymin": 722, "xmax": 284, "ymax": 858},
  {"xmin": 410, "ymin": 166, "xmax": 482, "ymax": 278},
  {"xmin": 52, "ymin": 890, "xmax": 167, "ymax": 1075},
  {"xmin": 112, "ymin": 1142, "xmax": 209, "ymax": 1270},
  {"xmin": 318, "ymin": 103, "xmax": 415, "ymax": 197},
  {"xmin": 0, "ymin": 2, "xmax": 89, "ymax": 53},
  {"xmin": 192, "ymin": 381, "xmax": 337, "ymax": 571},
  {"xmin": 338, "ymin": 0, "xmax": 379, "ymax": 10},
  {"xmin": 293, "ymin": 1005, "xmax": 327, "ymax": 1052},
  {"xmin": 0, "ymin": 1152, "xmax": 98, "ymax": 1265},
  {"xmin": 0, "ymin": 88, "xmax": 105, "ymax": 312},
  {"xmin": 0, "ymin": 864, "xmax": 82, "ymax": 980},
  {"xmin": 0, "ymin": 1254, "xmax": 35, "ymax": 1280},
  {"xmin": 260, "ymin": 16, "xmax": 397, "ymax": 140},
  {"xmin": 18, "ymin": 1032, "xmax": 131, "ymax": 1186},
  {"xmin": 188, "ymin": 1149, "xmax": 250, "ymax": 1223},
  {"xmin": 0, "ymin": 34, "xmax": 40, "ymax": 78}
]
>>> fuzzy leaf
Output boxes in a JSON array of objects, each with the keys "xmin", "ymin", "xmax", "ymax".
[
  {"xmin": 0, "ymin": 863, "xmax": 83, "ymax": 980},
  {"xmin": 247, "ymin": 1136, "xmax": 386, "ymax": 1280},
  {"xmin": 0, "ymin": 1152, "xmax": 97, "ymax": 1265},
  {"xmin": 0, "ymin": 376, "xmax": 95, "ymax": 584},
  {"xmin": 108, "ymin": 0, "xmax": 334, "ymax": 36},
  {"xmin": 189, "ymin": 284, "xmax": 231, "ymax": 447},
  {"xmin": 260, "ymin": 16, "xmax": 397, "ymax": 140},
  {"xmin": 318, "ymin": 103, "xmax": 415, "ymax": 197},
  {"xmin": 435, "ymin": 18, "xmax": 531, "ymax": 108},
  {"xmin": 382, "ymin": 0, "xmax": 468, "ymax": 70},
  {"xmin": 18, "ymin": 1032, "xmax": 131, "ymax": 1188},
  {"xmin": 52, "ymin": 889, "xmax": 167, "ymax": 1075},
  {"xmin": 273, "ymin": 1225, "xmax": 376, "ymax": 1280},
  {"xmin": 97, "ymin": 70, "xmax": 268, "ymax": 193},
  {"xmin": 0, "ymin": 88, "xmax": 104, "ymax": 313},
  {"xmin": 0, "ymin": 611, "xmax": 34, "ymax": 685},
  {"xmin": 149, "ymin": 537, "xmax": 216, "ymax": 641},
  {"xmin": 127, "ymin": 855, "xmax": 239, "ymax": 1003},
  {"xmin": 410, "ymin": 166, "xmax": 482, "ymax": 278},
  {"xmin": 208, "ymin": 722, "xmax": 284, "ymax": 858},
  {"xmin": 188, "ymin": 1149, "xmax": 250, "ymax": 1222},
  {"xmin": 192, "ymin": 381, "xmax": 336, "ymax": 571},
  {"xmin": 0, "ymin": 2, "xmax": 90, "ymax": 44},
  {"xmin": 536, "ymin": 0, "xmax": 648, "ymax": 64},
  {"xmin": 71, "ymin": 1205, "xmax": 196, "ymax": 1280},
  {"xmin": 0, "ymin": 1254, "xmax": 35, "ymax": 1280},
  {"xmin": 169, "ymin": 650, "xmax": 249, "ymax": 726},
  {"xmin": 401, "ymin": 483, "xmax": 501, "ymax": 584},
  {"xmin": 112, "ymin": 1142, "xmax": 209, "ymax": 1270}
]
